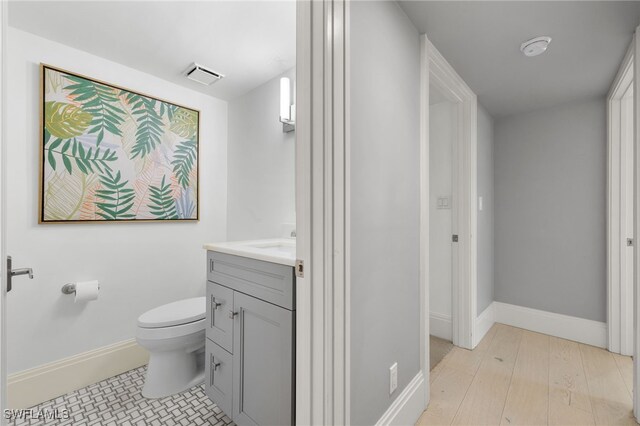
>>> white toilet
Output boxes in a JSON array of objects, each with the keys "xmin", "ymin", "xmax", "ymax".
[{"xmin": 136, "ymin": 297, "xmax": 206, "ymax": 398}]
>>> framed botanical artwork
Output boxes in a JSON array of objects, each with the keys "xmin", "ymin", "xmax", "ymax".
[{"xmin": 39, "ymin": 64, "xmax": 200, "ymax": 223}]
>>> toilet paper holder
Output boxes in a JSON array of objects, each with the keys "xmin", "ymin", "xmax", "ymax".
[
  {"xmin": 61, "ymin": 281, "xmax": 100, "ymax": 296},
  {"xmin": 61, "ymin": 283, "xmax": 77, "ymax": 294},
  {"xmin": 61, "ymin": 281, "xmax": 100, "ymax": 303}
]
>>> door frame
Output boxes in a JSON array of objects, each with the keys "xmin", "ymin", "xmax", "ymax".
[
  {"xmin": 608, "ymin": 40, "xmax": 635, "ymax": 356},
  {"xmin": 633, "ymin": 24, "xmax": 640, "ymax": 423},
  {"xmin": 421, "ymin": 35, "xmax": 478, "ymax": 366},
  {"xmin": 0, "ymin": 0, "xmax": 7, "ymax": 421},
  {"xmin": 295, "ymin": 0, "xmax": 349, "ymax": 424}
]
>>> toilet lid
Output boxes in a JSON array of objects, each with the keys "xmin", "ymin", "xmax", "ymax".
[{"xmin": 138, "ymin": 297, "xmax": 206, "ymax": 328}]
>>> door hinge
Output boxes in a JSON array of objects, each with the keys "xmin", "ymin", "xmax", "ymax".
[
  {"xmin": 628, "ymin": 238, "xmax": 634, "ymax": 247},
  {"xmin": 452, "ymin": 234, "xmax": 459, "ymax": 243},
  {"xmin": 295, "ymin": 259, "xmax": 304, "ymax": 278}
]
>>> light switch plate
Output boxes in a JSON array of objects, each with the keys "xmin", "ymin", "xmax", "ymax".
[
  {"xmin": 389, "ymin": 362, "xmax": 398, "ymax": 394},
  {"xmin": 437, "ymin": 196, "xmax": 450, "ymax": 210}
]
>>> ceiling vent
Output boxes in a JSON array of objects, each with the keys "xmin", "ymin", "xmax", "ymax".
[{"xmin": 185, "ymin": 63, "xmax": 224, "ymax": 86}]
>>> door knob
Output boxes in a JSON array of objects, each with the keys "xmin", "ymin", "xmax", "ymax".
[
  {"xmin": 12, "ymin": 268, "xmax": 33, "ymax": 279},
  {"xmin": 6, "ymin": 256, "xmax": 34, "ymax": 292}
]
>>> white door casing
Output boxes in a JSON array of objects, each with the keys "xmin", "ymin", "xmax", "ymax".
[
  {"xmin": 421, "ymin": 35, "xmax": 478, "ymax": 354},
  {"xmin": 295, "ymin": 0, "xmax": 349, "ymax": 424},
  {"xmin": 0, "ymin": 0, "xmax": 7, "ymax": 422},
  {"xmin": 633, "ymin": 24, "xmax": 640, "ymax": 422},
  {"xmin": 419, "ymin": 33, "xmax": 430, "ymax": 408},
  {"xmin": 608, "ymin": 40, "xmax": 635, "ymax": 356}
]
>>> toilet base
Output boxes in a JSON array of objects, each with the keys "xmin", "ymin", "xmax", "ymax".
[{"xmin": 141, "ymin": 346, "xmax": 205, "ymax": 399}]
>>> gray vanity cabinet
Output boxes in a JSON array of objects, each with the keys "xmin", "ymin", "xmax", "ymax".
[
  {"xmin": 205, "ymin": 251, "xmax": 295, "ymax": 426},
  {"xmin": 205, "ymin": 336, "xmax": 233, "ymax": 416},
  {"xmin": 206, "ymin": 282, "xmax": 234, "ymax": 352},
  {"xmin": 232, "ymin": 291, "xmax": 293, "ymax": 426}
]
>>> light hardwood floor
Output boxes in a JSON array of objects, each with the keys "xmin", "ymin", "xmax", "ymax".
[
  {"xmin": 418, "ymin": 323, "xmax": 638, "ymax": 426},
  {"xmin": 431, "ymin": 335, "xmax": 454, "ymax": 370}
]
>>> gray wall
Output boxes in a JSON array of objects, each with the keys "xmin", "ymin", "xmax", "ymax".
[
  {"xmin": 227, "ymin": 69, "xmax": 296, "ymax": 241},
  {"xmin": 477, "ymin": 103, "xmax": 495, "ymax": 314},
  {"xmin": 494, "ymin": 98, "xmax": 606, "ymax": 322},
  {"xmin": 350, "ymin": 1, "xmax": 421, "ymax": 425}
]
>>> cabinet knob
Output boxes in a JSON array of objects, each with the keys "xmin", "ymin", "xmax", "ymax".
[
  {"xmin": 212, "ymin": 297, "xmax": 222, "ymax": 310},
  {"xmin": 213, "ymin": 361, "xmax": 221, "ymax": 371},
  {"xmin": 228, "ymin": 311, "xmax": 238, "ymax": 319}
]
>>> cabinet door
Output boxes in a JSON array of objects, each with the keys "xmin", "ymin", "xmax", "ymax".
[
  {"xmin": 206, "ymin": 282, "xmax": 234, "ymax": 352},
  {"xmin": 205, "ymin": 339, "xmax": 233, "ymax": 416},
  {"xmin": 232, "ymin": 293, "xmax": 294, "ymax": 426}
]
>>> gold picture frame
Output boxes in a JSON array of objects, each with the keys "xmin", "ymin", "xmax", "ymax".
[{"xmin": 39, "ymin": 64, "xmax": 200, "ymax": 223}]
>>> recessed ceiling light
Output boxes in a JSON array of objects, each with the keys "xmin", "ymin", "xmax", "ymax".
[
  {"xmin": 520, "ymin": 36, "xmax": 552, "ymax": 57},
  {"xmin": 184, "ymin": 63, "xmax": 224, "ymax": 86}
]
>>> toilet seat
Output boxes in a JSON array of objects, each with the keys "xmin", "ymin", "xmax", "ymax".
[
  {"xmin": 137, "ymin": 317, "xmax": 205, "ymax": 341},
  {"xmin": 138, "ymin": 297, "xmax": 205, "ymax": 328}
]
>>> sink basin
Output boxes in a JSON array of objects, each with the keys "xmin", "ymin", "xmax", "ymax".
[
  {"xmin": 203, "ymin": 239, "xmax": 296, "ymax": 266},
  {"xmin": 242, "ymin": 241, "xmax": 296, "ymax": 255}
]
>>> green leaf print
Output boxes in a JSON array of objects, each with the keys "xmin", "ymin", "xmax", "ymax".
[
  {"xmin": 169, "ymin": 108, "xmax": 198, "ymax": 139},
  {"xmin": 94, "ymin": 169, "xmax": 135, "ymax": 220},
  {"xmin": 121, "ymin": 92, "xmax": 165, "ymax": 159},
  {"xmin": 64, "ymin": 75, "xmax": 125, "ymax": 146},
  {"xmin": 44, "ymin": 131, "xmax": 118, "ymax": 175},
  {"xmin": 44, "ymin": 101, "xmax": 92, "ymax": 139},
  {"xmin": 159, "ymin": 103, "xmax": 178, "ymax": 121},
  {"xmin": 147, "ymin": 176, "xmax": 178, "ymax": 219},
  {"xmin": 171, "ymin": 138, "xmax": 197, "ymax": 188}
]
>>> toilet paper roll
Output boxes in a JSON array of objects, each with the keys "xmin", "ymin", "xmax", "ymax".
[{"xmin": 74, "ymin": 280, "xmax": 99, "ymax": 303}]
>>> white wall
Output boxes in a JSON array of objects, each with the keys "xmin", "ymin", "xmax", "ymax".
[
  {"xmin": 494, "ymin": 98, "xmax": 606, "ymax": 322},
  {"xmin": 429, "ymin": 101, "xmax": 454, "ymax": 336},
  {"xmin": 6, "ymin": 28, "xmax": 228, "ymax": 373},
  {"xmin": 350, "ymin": 2, "xmax": 421, "ymax": 425},
  {"xmin": 477, "ymin": 103, "xmax": 494, "ymax": 314},
  {"xmin": 227, "ymin": 69, "xmax": 295, "ymax": 241}
]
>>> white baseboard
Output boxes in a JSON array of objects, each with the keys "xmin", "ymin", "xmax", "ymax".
[
  {"xmin": 429, "ymin": 312, "xmax": 452, "ymax": 341},
  {"xmin": 8, "ymin": 339, "xmax": 149, "ymax": 409},
  {"xmin": 473, "ymin": 303, "xmax": 495, "ymax": 347},
  {"xmin": 376, "ymin": 371, "xmax": 425, "ymax": 426},
  {"xmin": 494, "ymin": 302, "xmax": 607, "ymax": 348}
]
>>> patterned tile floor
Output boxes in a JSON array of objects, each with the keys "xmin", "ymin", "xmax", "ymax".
[{"xmin": 9, "ymin": 366, "xmax": 234, "ymax": 426}]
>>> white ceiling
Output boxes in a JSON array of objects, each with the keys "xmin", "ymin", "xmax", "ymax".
[
  {"xmin": 9, "ymin": 0, "xmax": 296, "ymax": 101},
  {"xmin": 399, "ymin": 1, "xmax": 640, "ymax": 118}
]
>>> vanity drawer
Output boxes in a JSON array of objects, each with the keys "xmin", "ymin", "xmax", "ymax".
[
  {"xmin": 207, "ymin": 251, "xmax": 295, "ymax": 311},
  {"xmin": 205, "ymin": 339, "xmax": 233, "ymax": 417},
  {"xmin": 206, "ymin": 282, "xmax": 234, "ymax": 353}
]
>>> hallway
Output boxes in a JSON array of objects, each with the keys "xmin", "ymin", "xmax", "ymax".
[{"xmin": 418, "ymin": 324, "xmax": 636, "ymax": 425}]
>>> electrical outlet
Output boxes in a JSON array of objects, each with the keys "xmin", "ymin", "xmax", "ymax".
[{"xmin": 389, "ymin": 362, "xmax": 398, "ymax": 394}]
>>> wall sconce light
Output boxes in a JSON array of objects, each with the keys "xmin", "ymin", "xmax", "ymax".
[{"xmin": 280, "ymin": 77, "xmax": 295, "ymax": 133}]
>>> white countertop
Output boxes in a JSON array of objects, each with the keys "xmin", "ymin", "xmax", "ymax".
[{"xmin": 203, "ymin": 238, "xmax": 296, "ymax": 266}]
